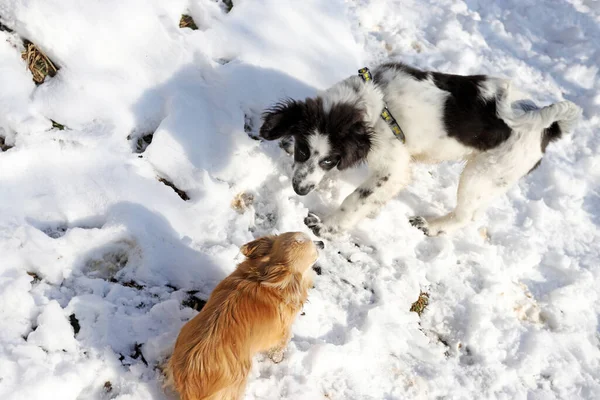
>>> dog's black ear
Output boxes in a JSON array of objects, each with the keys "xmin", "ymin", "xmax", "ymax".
[
  {"xmin": 240, "ymin": 235, "xmax": 276, "ymax": 259},
  {"xmin": 260, "ymin": 99, "xmax": 305, "ymax": 140},
  {"xmin": 337, "ymin": 121, "xmax": 372, "ymax": 170}
]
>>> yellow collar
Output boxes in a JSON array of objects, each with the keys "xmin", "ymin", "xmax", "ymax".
[{"xmin": 358, "ymin": 67, "xmax": 406, "ymax": 143}]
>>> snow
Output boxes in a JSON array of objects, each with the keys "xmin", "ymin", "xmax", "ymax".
[{"xmin": 0, "ymin": 0, "xmax": 599, "ymax": 399}]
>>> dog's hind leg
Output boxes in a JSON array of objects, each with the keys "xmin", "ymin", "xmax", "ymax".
[{"xmin": 411, "ymin": 140, "xmax": 540, "ymax": 236}]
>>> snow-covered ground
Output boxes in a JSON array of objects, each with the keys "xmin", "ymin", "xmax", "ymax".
[{"xmin": 1, "ymin": 0, "xmax": 599, "ymax": 398}]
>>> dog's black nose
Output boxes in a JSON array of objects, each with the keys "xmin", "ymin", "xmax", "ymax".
[
  {"xmin": 313, "ymin": 240, "xmax": 325, "ymax": 250},
  {"xmin": 293, "ymin": 184, "xmax": 315, "ymax": 196}
]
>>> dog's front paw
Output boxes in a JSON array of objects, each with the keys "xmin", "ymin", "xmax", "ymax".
[
  {"xmin": 304, "ymin": 212, "xmax": 338, "ymax": 238},
  {"xmin": 268, "ymin": 348, "xmax": 285, "ymax": 364},
  {"xmin": 304, "ymin": 212, "xmax": 321, "ymax": 227},
  {"xmin": 304, "ymin": 212, "xmax": 325, "ymax": 237},
  {"xmin": 409, "ymin": 216, "xmax": 430, "ymax": 236},
  {"xmin": 409, "ymin": 216, "xmax": 447, "ymax": 237}
]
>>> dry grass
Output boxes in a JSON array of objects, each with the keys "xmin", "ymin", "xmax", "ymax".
[
  {"xmin": 2, "ymin": 24, "xmax": 59, "ymax": 84},
  {"xmin": 27, "ymin": 271, "xmax": 41, "ymax": 284},
  {"xmin": 135, "ymin": 133, "xmax": 153, "ymax": 153},
  {"xmin": 131, "ymin": 342, "xmax": 148, "ymax": 366},
  {"xmin": 109, "ymin": 278, "xmax": 144, "ymax": 290},
  {"xmin": 158, "ymin": 177, "xmax": 190, "ymax": 201},
  {"xmin": 0, "ymin": 20, "xmax": 13, "ymax": 33},
  {"xmin": 51, "ymin": 120, "xmax": 66, "ymax": 130},
  {"xmin": 179, "ymin": 14, "xmax": 198, "ymax": 30},
  {"xmin": 222, "ymin": 0, "xmax": 234, "ymax": 13},
  {"xmin": 182, "ymin": 290, "xmax": 207, "ymax": 311},
  {"xmin": 231, "ymin": 192, "xmax": 254, "ymax": 214},
  {"xmin": 410, "ymin": 292, "xmax": 429, "ymax": 316},
  {"xmin": 21, "ymin": 41, "xmax": 58, "ymax": 84},
  {"xmin": 69, "ymin": 314, "xmax": 80, "ymax": 335},
  {"xmin": 0, "ymin": 136, "xmax": 13, "ymax": 152}
]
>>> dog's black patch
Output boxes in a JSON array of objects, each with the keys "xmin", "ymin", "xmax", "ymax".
[
  {"xmin": 260, "ymin": 99, "xmax": 307, "ymax": 140},
  {"xmin": 358, "ymin": 188, "xmax": 372, "ymax": 199},
  {"xmin": 293, "ymin": 138, "xmax": 310, "ymax": 162},
  {"xmin": 261, "ymin": 98, "xmax": 373, "ymax": 170},
  {"xmin": 375, "ymin": 62, "xmax": 429, "ymax": 82},
  {"xmin": 376, "ymin": 174, "xmax": 390, "ymax": 187},
  {"xmin": 527, "ymin": 159, "xmax": 542, "ymax": 175},
  {"xmin": 322, "ymin": 100, "xmax": 373, "ymax": 169},
  {"xmin": 430, "ymin": 72, "xmax": 512, "ymax": 151},
  {"xmin": 371, "ymin": 63, "xmax": 513, "ymax": 151},
  {"xmin": 541, "ymin": 122, "xmax": 562, "ymax": 152}
]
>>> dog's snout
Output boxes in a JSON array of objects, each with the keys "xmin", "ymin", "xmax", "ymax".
[
  {"xmin": 293, "ymin": 183, "xmax": 315, "ymax": 196},
  {"xmin": 313, "ymin": 240, "xmax": 325, "ymax": 250}
]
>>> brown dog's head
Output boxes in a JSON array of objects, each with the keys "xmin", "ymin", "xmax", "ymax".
[{"xmin": 240, "ymin": 232, "xmax": 321, "ymax": 287}]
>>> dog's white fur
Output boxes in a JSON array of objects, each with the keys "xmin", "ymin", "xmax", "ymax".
[{"xmin": 263, "ymin": 64, "xmax": 582, "ymax": 237}]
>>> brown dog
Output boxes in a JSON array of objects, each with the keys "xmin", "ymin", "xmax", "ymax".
[{"xmin": 165, "ymin": 232, "xmax": 319, "ymax": 400}]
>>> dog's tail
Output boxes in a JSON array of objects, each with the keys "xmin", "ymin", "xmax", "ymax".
[{"xmin": 495, "ymin": 81, "xmax": 582, "ymax": 145}]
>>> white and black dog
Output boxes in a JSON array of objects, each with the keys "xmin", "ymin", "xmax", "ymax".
[{"xmin": 259, "ymin": 62, "xmax": 581, "ymax": 238}]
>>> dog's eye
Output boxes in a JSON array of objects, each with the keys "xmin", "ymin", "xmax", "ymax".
[{"xmin": 319, "ymin": 157, "xmax": 338, "ymax": 170}]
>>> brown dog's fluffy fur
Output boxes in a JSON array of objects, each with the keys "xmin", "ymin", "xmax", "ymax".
[{"xmin": 165, "ymin": 232, "xmax": 317, "ymax": 400}]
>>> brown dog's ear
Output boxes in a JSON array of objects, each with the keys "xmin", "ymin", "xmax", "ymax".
[{"xmin": 240, "ymin": 236, "xmax": 275, "ymax": 259}]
